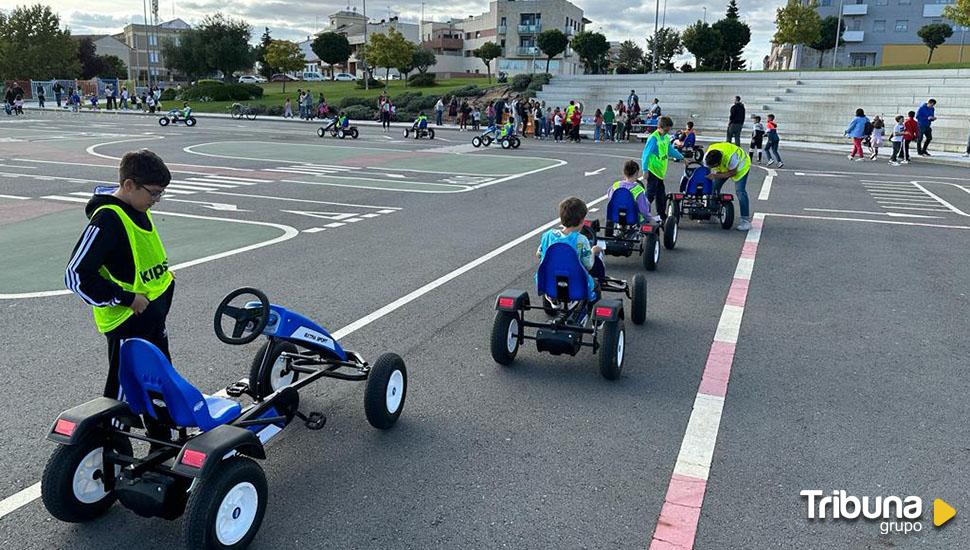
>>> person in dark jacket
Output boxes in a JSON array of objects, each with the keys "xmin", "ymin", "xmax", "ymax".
[
  {"xmin": 64, "ymin": 149, "xmax": 174, "ymax": 399},
  {"xmin": 915, "ymin": 98, "xmax": 937, "ymax": 156},
  {"xmin": 727, "ymin": 96, "xmax": 745, "ymax": 147}
]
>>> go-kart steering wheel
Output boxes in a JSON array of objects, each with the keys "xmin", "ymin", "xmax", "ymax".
[{"xmin": 213, "ymin": 287, "xmax": 270, "ymax": 345}]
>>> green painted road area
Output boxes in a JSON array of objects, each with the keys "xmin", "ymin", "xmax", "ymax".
[
  {"xmin": 0, "ymin": 207, "xmax": 289, "ymax": 296},
  {"xmin": 185, "ymin": 141, "xmax": 564, "ymax": 176}
]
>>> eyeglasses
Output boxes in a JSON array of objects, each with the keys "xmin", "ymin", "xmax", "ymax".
[{"xmin": 139, "ymin": 185, "xmax": 165, "ymax": 200}]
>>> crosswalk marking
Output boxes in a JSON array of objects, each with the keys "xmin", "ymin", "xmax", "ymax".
[
  {"xmin": 196, "ymin": 175, "xmax": 272, "ymax": 184},
  {"xmin": 168, "ymin": 183, "xmax": 222, "ymax": 192},
  {"xmin": 42, "ymin": 195, "xmax": 88, "ymax": 203},
  {"xmin": 174, "ymin": 179, "xmax": 238, "ymax": 188}
]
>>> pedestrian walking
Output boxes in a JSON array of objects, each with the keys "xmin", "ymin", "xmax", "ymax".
[
  {"xmin": 903, "ymin": 111, "xmax": 918, "ymax": 163},
  {"xmin": 120, "ymin": 87, "xmax": 129, "ymax": 110},
  {"xmin": 844, "ymin": 108, "xmax": 869, "ymax": 161},
  {"xmin": 915, "ymin": 99, "xmax": 936, "ymax": 156},
  {"xmin": 749, "ymin": 115, "xmax": 765, "ymax": 164},
  {"xmin": 283, "ymin": 97, "xmax": 293, "ymax": 118},
  {"xmin": 435, "ymin": 97, "xmax": 445, "ymax": 126},
  {"xmin": 53, "ymin": 81, "xmax": 64, "ymax": 108},
  {"xmin": 604, "ymin": 104, "xmax": 615, "ymax": 142},
  {"xmin": 448, "ymin": 97, "xmax": 458, "ymax": 125},
  {"xmin": 869, "ymin": 116, "xmax": 884, "ymax": 160},
  {"xmin": 889, "ymin": 115, "xmax": 905, "ymax": 166},
  {"xmin": 593, "ymin": 109, "xmax": 604, "ymax": 142},
  {"xmin": 765, "ymin": 114, "xmax": 783, "ymax": 167},
  {"xmin": 36, "ymin": 84, "xmax": 46, "ymax": 108},
  {"xmin": 727, "ymin": 96, "xmax": 745, "ymax": 147}
]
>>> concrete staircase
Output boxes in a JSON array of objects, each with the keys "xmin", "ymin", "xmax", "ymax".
[{"xmin": 536, "ymin": 70, "xmax": 970, "ymax": 152}]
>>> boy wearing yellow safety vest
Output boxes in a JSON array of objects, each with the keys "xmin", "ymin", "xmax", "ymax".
[
  {"xmin": 703, "ymin": 142, "xmax": 753, "ymax": 231},
  {"xmin": 639, "ymin": 116, "xmax": 684, "ymax": 222},
  {"xmin": 64, "ymin": 149, "xmax": 174, "ymax": 399}
]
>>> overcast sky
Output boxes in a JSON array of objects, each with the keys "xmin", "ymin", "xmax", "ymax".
[{"xmin": 1, "ymin": 0, "xmax": 785, "ymax": 68}]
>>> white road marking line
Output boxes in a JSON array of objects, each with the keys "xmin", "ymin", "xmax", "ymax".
[
  {"xmin": 159, "ymin": 188, "xmax": 195, "ymax": 195},
  {"xmin": 876, "ymin": 200, "xmax": 945, "ymax": 206},
  {"xmin": 758, "ymin": 168, "xmax": 777, "ymax": 201},
  {"xmin": 882, "ymin": 206, "xmax": 951, "ymax": 212},
  {"xmin": 265, "ymin": 168, "xmax": 346, "ymax": 176},
  {"xmin": 803, "ymin": 208, "xmax": 943, "ymax": 219},
  {"xmin": 584, "ymin": 167, "xmax": 606, "ymax": 177},
  {"xmin": 303, "ymin": 227, "xmax": 326, "ymax": 233},
  {"xmin": 207, "ymin": 191, "xmax": 400, "ymax": 210},
  {"xmin": 0, "ymin": 483, "xmax": 40, "ymax": 519},
  {"xmin": 361, "ymin": 213, "xmax": 380, "ymax": 218},
  {"xmin": 766, "ymin": 213, "xmax": 970, "ymax": 230},
  {"xmin": 793, "ymin": 172, "xmax": 844, "ymax": 177},
  {"xmin": 194, "ymin": 175, "xmax": 271, "ymax": 184},
  {"xmin": 171, "ymin": 180, "xmax": 236, "ymax": 188},
  {"xmin": 911, "ymin": 181, "xmax": 970, "ymax": 217},
  {"xmin": 281, "ymin": 177, "xmax": 470, "ymax": 194},
  {"xmin": 168, "ymin": 183, "xmax": 221, "ymax": 192},
  {"xmin": 41, "ymin": 195, "xmax": 88, "ymax": 203},
  {"xmin": 344, "ymin": 217, "xmax": 365, "ymax": 222},
  {"xmin": 0, "ymin": 194, "xmax": 31, "ymax": 200},
  {"xmin": 673, "ymin": 393, "xmax": 726, "ymax": 479},
  {"xmin": 164, "ymin": 199, "xmax": 247, "ymax": 212},
  {"xmin": 324, "ymin": 222, "xmax": 345, "ymax": 228},
  {"xmin": 385, "ymin": 174, "xmax": 407, "ymax": 179}
]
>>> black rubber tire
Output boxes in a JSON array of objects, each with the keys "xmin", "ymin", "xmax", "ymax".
[
  {"xmin": 182, "ymin": 457, "xmax": 268, "ymax": 550},
  {"xmin": 336, "ymin": 128, "xmax": 345, "ymax": 139},
  {"xmin": 403, "ymin": 129, "xmax": 410, "ymax": 138},
  {"xmin": 158, "ymin": 117, "xmax": 169, "ymax": 126},
  {"xmin": 316, "ymin": 127, "xmax": 325, "ymax": 138},
  {"xmin": 246, "ymin": 111, "xmax": 256, "ymax": 121},
  {"xmin": 720, "ymin": 201, "xmax": 735, "ymax": 230},
  {"xmin": 472, "ymin": 136, "xmax": 482, "ymax": 148},
  {"xmin": 185, "ymin": 117, "xmax": 197, "ymax": 127},
  {"xmin": 248, "ymin": 340, "xmax": 300, "ymax": 399},
  {"xmin": 41, "ymin": 436, "xmax": 133, "ymax": 523},
  {"xmin": 231, "ymin": 109, "xmax": 242, "ymax": 120},
  {"xmin": 428, "ymin": 129, "xmax": 435, "ymax": 140},
  {"xmin": 501, "ymin": 138, "xmax": 511, "ymax": 150},
  {"xmin": 350, "ymin": 128, "xmax": 358, "ymax": 139},
  {"xmin": 490, "ymin": 311, "xmax": 520, "ymax": 366},
  {"xmin": 663, "ymin": 216, "xmax": 678, "ymax": 250},
  {"xmin": 483, "ymin": 136, "xmax": 492, "ymax": 146},
  {"xmin": 511, "ymin": 136, "xmax": 521, "ymax": 149},
  {"xmin": 364, "ymin": 353, "xmax": 408, "ymax": 429},
  {"xmin": 598, "ymin": 320, "xmax": 625, "ymax": 380},
  {"xmin": 631, "ymin": 274, "xmax": 647, "ymax": 325},
  {"xmin": 641, "ymin": 232, "xmax": 659, "ymax": 271}
]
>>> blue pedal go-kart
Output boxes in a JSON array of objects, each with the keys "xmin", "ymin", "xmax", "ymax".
[
  {"xmin": 667, "ymin": 161, "xmax": 735, "ymax": 230},
  {"xmin": 490, "ymin": 244, "xmax": 646, "ymax": 380},
  {"xmin": 41, "ymin": 288, "xmax": 407, "ymax": 549},
  {"xmin": 585, "ymin": 185, "xmax": 675, "ymax": 270},
  {"xmin": 158, "ymin": 108, "xmax": 197, "ymax": 127},
  {"xmin": 471, "ymin": 125, "xmax": 499, "ymax": 147}
]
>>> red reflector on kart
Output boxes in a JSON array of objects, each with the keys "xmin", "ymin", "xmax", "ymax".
[
  {"xmin": 53, "ymin": 419, "xmax": 76, "ymax": 437},
  {"xmin": 180, "ymin": 449, "xmax": 207, "ymax": 469},
  {"xmin": 640, "ymin": 224, "xmax": 652, "ymax": 232},
  {"xmin": 583, "ymin": 220, "xmax": 591, "ymax": 227},
  {"xmin": 673, "ymin": 193, "xmax": 684, "ymax": 200},
  {"xmin": 593, "ymin": 306, "xmax": 614, "ymax": 319},
  {"xmin": 498, "ymin": 297, "xmax": 515, "ymax": 309},
  {"xmin": 721, "ymin": 194, "xmax": 733, "ymax": 201}
]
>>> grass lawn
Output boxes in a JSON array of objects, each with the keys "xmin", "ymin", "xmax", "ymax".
[{"xmin": 190, "ymin": 76, "xmax": 499, "ymax": 113}]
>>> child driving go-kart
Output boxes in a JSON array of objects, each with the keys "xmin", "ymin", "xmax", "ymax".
[
  {"xmin": 159, "ymin": 102, "xmax": 196, "ymax": 127},
  {"xmin": 471, "ymin": 123, "xmax": 501, "ymax": 147},
  {"xmin": 498, "ymin": 118, "xmax": 521, "ymax": 149},
  {"xmin": 403, "ymin": 112, "xmax": 435, "ymax": 139},
  {"xmin": 316, "ymin": 111, "xmax": 359, "ymax": 139}
]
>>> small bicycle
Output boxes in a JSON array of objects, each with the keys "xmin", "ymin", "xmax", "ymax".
[{"xmin": 230, "ymin": 103, "xmax": 257, "ymax": 121}]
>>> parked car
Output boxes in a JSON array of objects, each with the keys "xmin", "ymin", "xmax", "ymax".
[
  {"xmin": 270, "ymin": 73, "xmax": 298, "ymax": 82},
  {"xmin": 377, "ymin": 74, "xmax": 401, "ymax": 81},
  {"xmin": 302, "ymin": 72, "xmax": 324, "ymax": 81},
  {"xmin": 238, "ymin": 75, "xmax": 267, "ymax": 84},
  {"xmin": 333, "ymin": 73, "xmax": 356, "ymax": 82}
]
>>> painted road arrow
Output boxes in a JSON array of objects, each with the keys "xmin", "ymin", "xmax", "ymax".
[
  {"xmin": 164, "ymin": 198, "xmax": 248, "ymax": 212},
  {"xmin": 585, "ymin": 168, "xmax": 606, "ymax": 177}
]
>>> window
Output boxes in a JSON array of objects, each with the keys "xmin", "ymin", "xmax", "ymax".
[
  {"xmin": 895, "ymin": 19, "xmax": 908, "ymax": 31},
  {"xmin": 873, "ymin": 19, "xmax": 886, "ymax": 32},
  {"xmin": 149, "ymin": 35, "xmax": 157, "ymax": 46},
  {"xmin": 475, "ymin": 31, "xmax": 481, "ymax": 38},
  {"xmin": 519, "ymin": 37, "xmax": 535, "ymax": 47},
  {"xmin": 500, "ymin": 17, "xmax": 506, "ymax": 26},
  {"xmin": 149, "ymin": 51, "xmax": 159, "ymax": 63}
]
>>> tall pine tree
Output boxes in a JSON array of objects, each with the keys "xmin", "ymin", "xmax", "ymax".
[
  {"xmin": 712, "ymin": 0, "xmax": 750, "ymax": 70},
  {"xmin": 257, "ymin": 27, "xmax": 273, "ymax": 78}
]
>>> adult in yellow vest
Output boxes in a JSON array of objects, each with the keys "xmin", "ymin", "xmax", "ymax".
[
  {"xmin": 65, "ymin": 149, "xmax": 174, "ymax": 399},
  {"xmin": 704, "ymin": 142, "xmax": 753, "ymax": 231},
  {"xmin": 639, "ymin": 116, "xmax": 684, "ymax": 221}
]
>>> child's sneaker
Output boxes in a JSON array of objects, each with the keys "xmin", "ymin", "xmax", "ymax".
[
  {"xmin": 777, "ymin": 162, "xmax": 784, "ymax": 168},
  {"xmin": 900, "ymin": 160, "xmax": 909, "ymax": 164},
  {"xmin": 847, "ymin": 155, "xmax": 854, "ymax": 160},
  {"xmin": 766, "ymin": 160, "xmax": 774, "ymax": 166},
  {"xmin": 889, "ymin": 161, "xmax": 900, "ymax": 166}
]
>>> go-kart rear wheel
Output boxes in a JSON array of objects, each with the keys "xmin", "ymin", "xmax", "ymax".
[
  {"xmin": 428, "ymin": 128, "xmax": 435, "ymax": 140},
  {"xmin": 663, "ymin": 216, "xmax": 678, "ymax": 250},
  {"xmin": 336, "ymin": 128, "xmax": 345, "ymax": 139},
  {"xmin": 403, "ymin": 128, "xmax": 410, "ymax": 138},
  {"xmin": 598, "ymin": 320, "xmax": 625, "ymax": 380},
  {"xmin": 511, "ymin": 136, "xmax": 521, "ymax": 149},
  {"xmin": 41, "ymin": 436, "xmax": 132, "ymax": 523},
  {"xmin": 249, "ymin": 340, "xmax": 300, "ymax": 399},
  {"xmin": 483, "ymin": 136, "xmax": 493, "ymax": 146},
  {"xmin": 350, "ymin": 128, "xmax": 359, "ymax": 139},
  {"xmin": 364, "ymin": 353, "xmax": 407, "ymax": 429},
  {"xmin": 490, "ymin": 311, "xmax": 521, "ymax": 365},
  {"xmin": 631, "ymin": 274, "xmax": 647, "ymax": 325},
  {"xmin": 316, "ymin": 127, "xmax": 325, "ymax": 138},
  {"xmin": 183, "ymin": 456, "xmax": 267, "ymax": 550},
  {"xmin": 641, "ymin": 232, "xmax": 660, "ymax": 271},
  {"xmin": 158, "ymin": 117, "xmax": 169, "ymax": 126},
  {"xmin": 500, "ymin": 138, "xmax": 511, "ymax": 150},
  {"xmin": 472, "ymin": 136, "xmax": 482, "ymax": 148},
  {"xmin": 185, "ymin": 116, "xmax": 197, "ymax": 127},
  {"xmin": 720, "ymin": 202, "xmax": 735, "ymax": 230}
]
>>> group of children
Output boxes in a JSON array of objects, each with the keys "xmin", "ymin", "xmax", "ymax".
[
  {"xmin": 846, "ymin": 109, "xmax": 924, "ymax": 166},
  {"xmin": 746, "ymin": 114, "xmax": 783, "ymax": 167}
]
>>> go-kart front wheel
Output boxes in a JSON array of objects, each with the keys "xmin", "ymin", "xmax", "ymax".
[
  {"xmin": 185, "ymin": 116, "xmax": 197, "ymax": 127},
  {"xmin": 249, "ymin": 340, "xmax": 300, "ymax": 399},
  {"xmin": 472, "ymin": 136, "xmax": 482, "ymax": 148},
  {"xmin": 490, "ymin": 311, "xmax": 521, "ymax": 365},
  {"xmin": 483, "ymin": 136, "xmax": 493, "ymax": 146},
  {"xmin": 511, "ymin": 136, "xmax": 521, "ymax": 149},
  {"xmin": 631, "ymin": 274, "xmax": 647, "ymax": 325},
  {"xmin": 316, "ymin": 127, "xmax": 325, "ymax": 138},
  {"xmin": 720, "ymin": 202, "xmax": 735, "ymax": 230},
  {"xmin": 336, "ymin": 128, "xmax": 345, "ymax": 139},
  {"xmin": 500, "ymin": 138, "xmax": 511, "ymax": 150},
  {"xmin": 599, "ymin": 320, "xmax": 625, "ymax": 380},
  {"xmin": 364, "ymin": 353, "xmax": 407, "ymax": 429},
  {"xmin": 183, "ymin": 456, "xmax": 268, "ymax": 550},
  {"xmin": 403, "ymin": 128, "xmax": 410, "ymax": 138},
  {"xmin": 350, "ymin": 128, "xmax": 359, "ymax": 139},
  {"xmin": 641, "ymin": 231, "xmax": 660, "ymax": 271},
  {"xmin": 158, "ymin": 117, "xmax": 169, "ymax": 126},
  {"xmin": 427, "ymin": 128, "xmax": 435, "ymax": 140},
  {"xmin": 41, "ymin": 436, "xmax": 132, "ymax": 523},
  {"xmin": 663, "ymin": 216, "xmax": 678, "ymax": 250}
]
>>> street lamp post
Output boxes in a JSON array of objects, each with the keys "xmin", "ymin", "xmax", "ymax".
[
  {"xmin": 363, "ymin": 0, "xmax": 369, "ymax": 90},
  {"xmin": 833, "ymin": 0, "xmax": 845, "ymax": 68},
  {"xmin": 652, "ymin": 0, "xmax": 660, "ymax": 72}
]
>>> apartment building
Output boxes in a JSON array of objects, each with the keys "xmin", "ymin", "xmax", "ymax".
[
  {"xmin": 299, "ymin": 9, "xmax": 419, "ymax": 77},
  {"xmin": 796, "ymin": 0, "xmax": 967, "ymax": 67},
  {"xmin": 114, "ymin": 18, "xmax": 191, "ymax": 84}
]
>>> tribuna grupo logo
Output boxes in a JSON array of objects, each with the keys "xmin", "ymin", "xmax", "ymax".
[{"xmin": 801, "ymin": 490, "xmax": 956, "ymax": 535}]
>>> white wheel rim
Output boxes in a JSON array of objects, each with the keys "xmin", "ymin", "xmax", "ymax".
[
  {"xmin": 616, "ymin": 329, "xmax": 625, "ymax": 367},
  {"xmin": 507, "ymin": 318, "xmax": 519, "ymax": 353},
  {"xmin": 73, "ymin": 448, "xmax": 110, "ymax": 504},
  {"xmin": 654, "ymin": 241, "xmax": 660, "ymax": 263},
  {"xmin": 386, "ymin": 370, "xmax": 404, "ymax": 414},
  {"xmin": 672, "ymin": 223, "xmax": 678, "ymax": 242},
  {"xmin": 270, "ymin": 355, "xmax": 295, "ymax": 391},
  {"xmin": 215, "ymin": 482, "xmax": 259, "ymax": 546}
]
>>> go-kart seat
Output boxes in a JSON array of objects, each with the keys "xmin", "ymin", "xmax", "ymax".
[
  {"xmin": 536, "ymin": 242, "xmax": 597, "ymax": 303},
  {"xmin": 682, "ymin": 165, "xmax": 714, "ymax": 195},
  {"xmin": 118, "ymin": 338, "xmax": 241, "ymax": 432},
  {"xmin": 607, "ymin": 187, "xmax": 641, "ymax": 226}
]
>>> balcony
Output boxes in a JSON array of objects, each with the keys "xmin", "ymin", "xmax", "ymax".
[
  {"xmin": 842, "ymin": 30, "xmax": 865, "ymax": 42},
  {"xmin": 923, "ymin": 5, "xmax": 946, "ymax": 17},
  {"xmin": 424, "ymin": 36, "xmax": 463, "ymax": 50},
  {"xmin": 565, "ymin": 26, "xmax": 575, "ymax": 36},
  {"xmin": 517, "ymin": 24, "xmax": 542, "ymax": 33},
  {"xmin": 497, "ymin": 25, "xmax": 507, "ymax": 34},
  {"xmin": 842, "ymin": 4, "xmax": 868, "ymax": 16},
  {"xmin": 517, "ymin": 46, "xmax": 540, "ymax": 56}
]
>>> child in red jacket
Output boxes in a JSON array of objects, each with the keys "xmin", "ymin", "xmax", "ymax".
[{"xmin": 902, "ymin": 111, "xmax": 918, "ymax": 164}]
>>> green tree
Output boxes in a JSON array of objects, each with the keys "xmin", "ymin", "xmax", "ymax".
[
  {"xmin": 774, "ymin": 0, "xmax": 822, "ymax": 69},
  {"xmin": 681, "ymin": 20, "xmax": 724, "ymax": 70},
  {"xmin": 97, "ymin": 55, "xmax": 127, "ymax": 79},
  {"xmin": 944, "ymin": 0, "xmax": 970, "ymax": 61},
  {"xmin": 647, "ymin": 28, "xmax": 683, "ymax": 72},
  {"xmin": 0, "ymin": 4, "xmax": 80, "ymax": 80},
  {"xmin": 395, "ymin": 41, "xmax": 418, "ymax": 86},
  {"xmin": 162, "ymin": 13, "xmax": 253, "ymax": 81},
  {"xmin": 570, "ymin": 31, "xmax": 610, "ymax": 74},
  {"xmin": 712, "ymin": 0, "xmax": 751, "ymax": 70},
  {"xmin": 256, "ymin": 27, "xmax": 273, "ymax": 79},
  {"xmin": 162, "ymin": 33, "xmax": 207, "ymax": 80},
  {"xmin": 615, "ymin": 40, "xmax": 644, "ymax": 73},
  {"xmin": 412, "ymin": 47, "xmax": 437, "ymax": 74},
  {"xmin": 361, "ymin": 28, "xmax": 413, "ymax": 81},
  {"xmin": 808, "ymin": 16, "xmax": 844, "ymax": 68},
  {"xmin": 473, "ymin": 41, "xmax": 502, "ymax": 83},
  {"xmin": 264, "ymin": 39, "xmax": 305, "ymax": 93},
  {"xmin": 311, "ymin": 31, "xmax": 352, "ymax": 80},
  {"xmin": 536, "ymin": 28, "xmax": 568, "ymax": 74},
  {"xmin": 918, "ymin": 23, "xmax": 954, "ymax": 63}
]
